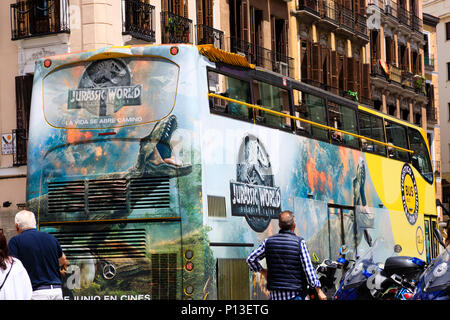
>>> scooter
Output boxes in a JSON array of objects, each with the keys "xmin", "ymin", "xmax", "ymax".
[
  {"xmin": 412, "ymin": 226, "xmax": 450, "ymax": 300},
  {"xmin": 334, "ymin": 230, "xmax": 426, "ymax": 300}
]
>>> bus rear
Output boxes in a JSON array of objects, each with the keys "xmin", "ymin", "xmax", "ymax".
[{"xmin": 27, "ymin": 45, "xmax": 209, "ymax": 300}]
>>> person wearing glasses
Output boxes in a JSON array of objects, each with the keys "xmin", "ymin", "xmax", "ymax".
[
  {"xmin": 8, "ymin": 210, "xmax": 68, "ymax": 300},
  {"xmin": 0, "ymin": 228, "xmax": 32, "ymax": 300}
]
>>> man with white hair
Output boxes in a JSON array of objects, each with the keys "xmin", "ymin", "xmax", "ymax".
[{"xmin": 8, "ymin": 210, "xmax": 67, "ymax": 300}]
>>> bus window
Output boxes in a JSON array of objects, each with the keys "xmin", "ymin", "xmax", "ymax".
[
  {"xmin": 293, "ymin": 89, "xmax": 328, "ymax": 140},
  {"xmin": 384, "ymin": 120, "xmax": 410, "ymax": 162},
  {"xmin": 358, "ymin": 112, "xmax": 386, "ymax": 156},
  {"xmin": 207, "ymin": 70, "xmax": 251, "ymax": 120},
  {"xmin": 328, "ymin": 102, "xmax": 358, "ymax": 148},
  {"xmin": 408, "ymin": 127, "xmax": 433, "ymax": 183},
  {"xmin": 252, "ymin": 80, "xmax": 290, "ymax": 130}
]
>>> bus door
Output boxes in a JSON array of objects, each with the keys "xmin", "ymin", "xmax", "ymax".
[
  {"xmin": 43, "ymin": 219, "xmax": 182, "ymax": 300},
  {"xmin": 424, "ymin": 214, "xmax": 440, "ymax": 263},
  {"xmin": 327, "ymin": 204, "xmax": 357, "ymax": 261}
]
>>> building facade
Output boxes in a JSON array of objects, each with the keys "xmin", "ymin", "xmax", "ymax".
[{"xmin": 424, "ymin": 0, "xmax": 450, "ymax": 230}]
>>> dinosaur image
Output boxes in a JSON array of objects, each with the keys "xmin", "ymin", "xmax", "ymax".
[{"xmin": 27, "ymin": 114, "xmax": 192, "ymax": 220}]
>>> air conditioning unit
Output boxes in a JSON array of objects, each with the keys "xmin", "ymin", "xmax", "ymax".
[{"xmin": 276, "ymin": 61, "xmax": 289, "ymax": 77}]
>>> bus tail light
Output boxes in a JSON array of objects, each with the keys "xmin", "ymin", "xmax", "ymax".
[{"xmin": 170, "ymin": 46, "xmax": 179, "ymax": 56}]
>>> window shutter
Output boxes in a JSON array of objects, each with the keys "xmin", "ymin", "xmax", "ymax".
[
  {"xmin": 197, "ymin": 0, "xmax": 203, "ymax": 25},
  {"xmin": 347, "ymin": 56, "xmax": 354, "ymax": 92},
  {"xmin": 15, "ymin": 74, "xmax": 33, "ymax": 132},
  {"xmin": 241, "ymin": 0, "xmax": 248, "ymax": 42},
  {"xmin": 362, "ymin": 63, "xmax": 371, "ymax": 100},
  {"xmin": 331, "ymin": 51, "xmax": 339, "ymax": 94},
  {"xmin": 312, "ymin": 42, "xmax": 322, "ymax": 85},
  {"xmin": 300, "ymin": 38, "xmax": 312, "ymax": 82},
  {"xmin": 206, "ymin": 0, "xmax": 213, "ymax": 26},
  {"xmin": 321, "ymin": 46, "xmax": 331, "ymax": 88}
]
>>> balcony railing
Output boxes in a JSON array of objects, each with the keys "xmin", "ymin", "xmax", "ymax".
[
  {"xmin": 196, "ymin": 24, "xmax": 224, "ymax": 49},
  {"xmin": 397, "ymin": 4, "xmax": 411, "ymax": 27},
  {"xmin": 401, "ymin": 71, "xmax": 413, "ymax": 89},
  {"xmin": 161, "ymin": 11, "xmax": 193, "ymax": 44},
  {"xmin": 229, "ymin": 37, "xmax": 294, "ymax": 77},
  {"xmin": 371, "ymin": 58, "xmax": 386, "ymax": 78},
  {"xmin": 355, "ymin": 14, "xmax": 368, "ymax": 39},
  {"xmin": 424, "ymin": 55, "xmax": 435, "ymax": 70},
  {"xmin": 10, "ymin": 0, "xmax": 70, "ymax": 40},
  {"xmin": 13, "ymin": 129, "xmax": 27, "ymax": 166},
  {"xmin": 389, "ymin": 64, "xmax": 402, "ymax": 83},
  {"xmin": 122, "ymin": 0, "xmax": 155, "ymax": 42},
  {"xmin": 319, "ymin": 0, "xmax": 339, "ymax": 24},
  {"xmin": 297, "ymin": 0, "xmax": 319, "ymax": 13},
  {"xmin": 340, "ymin": 6, "xmax": 354, "ymax": 32},
  {"xmin": 411, "ymin": 14, "xmax": 422, "ymax": 33}
]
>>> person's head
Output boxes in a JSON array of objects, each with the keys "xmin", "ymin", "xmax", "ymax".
[
  {"xmin": 0, "ymin": 229, "xmax": 11, "ymax": 270},
  {"xmin": 279, "ymin": 210, "xmax": 296, "ymax": 231},
  {"xmin": 15, "ymin": 210, "xmax": 37, "ymax": 234}
]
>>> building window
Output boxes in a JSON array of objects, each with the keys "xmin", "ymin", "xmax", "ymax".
[
  {"xmin": 448, "ymin": 62, "xmax": 450, "ymax": 81},
  {"xmin": 448, "ymin": 103, "xmax": 450, "ymax": 121},
  {"xmin": 446, "ymin": 22, "xmax": 450, "ymax": 40}
]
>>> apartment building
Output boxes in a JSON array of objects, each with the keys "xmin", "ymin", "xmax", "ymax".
[
  {"xmin": 366, "ymin": 0, "xmax": 428, "ymax": 127},
  {"xmin": 423, "ymin": 12, "xmax": 444, "ymax": 222},
  {"xmin": 289, "ymin": 0, "xmax": 372, "ymax": 106},
  {"xmin": 423, "ymin": 0, "xmax": 450, "ymax": 224}
]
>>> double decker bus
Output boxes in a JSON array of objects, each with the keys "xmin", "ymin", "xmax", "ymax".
[{"xmin": 27, "ymin": 44, "xmax": 439, "ymax": 300}]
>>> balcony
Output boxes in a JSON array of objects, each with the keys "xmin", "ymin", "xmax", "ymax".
[
  {"xmin": 397, "ymin": 5, "xmax": 410, "ymax": 28},
  {"xmin": 229, "ymin": 37, "xmax": 294, "ymax": 77},
  {"xmin": 401, "ymin": 71, "xmax": 413, "ymax": 89},
  {"xmin": 411, "ymin": 14, "xmax": 423, "ymax": 34},
  {"xmin": 10, "ymin": 0, "xmax": 70, "ymax": 40},
  {"xmin": 318, "ymin": 0, "xmax": 339, "ymax": 28},
  {"xmin": 388, "ymin": 64, "xmax": 402, "ymax": 84},
  {"xmin": 337, "ymin": 6, "xmax": 354, "ymax": 35},
  {"xmin": 196, "ymin": 24, "xmax": 224, "ymax": 49},
  {"xmin": 297, "ymin": 0, "xmax": 319, "ymax": 14},
  {"xmin": 371, "ymin": 58, "xmax": 387, "ymax": 79},
  {"xmin": 161, "ymin": 11, "xmax": 193, "ymax": 44},
  {"xmin": 122, "ymin": 0, "xmax": 155, "ymax": 42},
  {"xmin": 355, "ymin": 14, "xmax": 369, "ymax": 42},
  {"xmin": 294, "ymin": 0, "xmax": 320, "ymax": 23},
  {"xmin": 424, "ymin": 55, "xmax": 435, "ymax": 71}
]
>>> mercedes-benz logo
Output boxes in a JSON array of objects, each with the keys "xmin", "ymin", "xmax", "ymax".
[{"xmin": 102, "ymin": 263, "xmax": 117, "ymax": 280}]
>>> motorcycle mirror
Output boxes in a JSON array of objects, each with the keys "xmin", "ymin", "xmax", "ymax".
[
  {"xmin": 363, "ymin": 229, "xmax": 373, "ymax": 247},
  {"xmin": 340, "ymin": 244, "xmax": 349, "ymax": 255},
  {"xmin": 432, "ymin": 227, "xmax": 445, "ymax": 248},
  {"xmin": 312, "ymin": 252, "xmax": 320, "ymax": 264},
  {"xmin": 393, "ymin": 244, "xmax": 402, "ymax": 253}
]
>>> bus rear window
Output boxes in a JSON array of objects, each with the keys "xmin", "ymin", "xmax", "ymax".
[{"xmin": 43, "ymin": 56, "xmax": 179, "ymax": 129}]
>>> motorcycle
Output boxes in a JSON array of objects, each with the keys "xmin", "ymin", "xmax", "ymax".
[
  {"xmin": 412, "ymin": 227, "xmax": 450, "ymax": 300},
  {"xmin": 334, "ymin": 230, "xmax": 426, "ymax": 300}
]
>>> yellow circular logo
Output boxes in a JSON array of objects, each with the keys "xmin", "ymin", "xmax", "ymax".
[{"xmin": 401, "ymin": 164, "xmax": 418, "ymax": 225}]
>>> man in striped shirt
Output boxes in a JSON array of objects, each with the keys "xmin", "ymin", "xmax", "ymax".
[{"xmin": 246, "ymin": 211, "xmax": 327, "ymax": 300}]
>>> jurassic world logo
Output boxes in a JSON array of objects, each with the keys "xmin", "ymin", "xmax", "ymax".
[
  {"xmin": 230, "ymin": 134, "xmax": 281, "ymax": 232},
  {"xmin": 401, "ymin": 164, "xmax": 419, "ymax": 225},
  {"xmin": 68, "ymin": 58, "xmax": 142, "ymax": 116}
]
